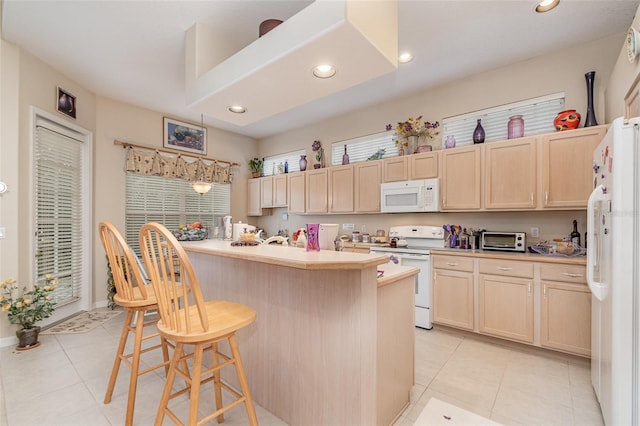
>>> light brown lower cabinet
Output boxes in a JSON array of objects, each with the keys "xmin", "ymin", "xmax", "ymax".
[
  {"xmin": 432, "ymin": 253, "xmax": 590, "ymax": 357},
  {"xmin": 478, "ymin": 274, "xmax": 534, "ymax": 343}
]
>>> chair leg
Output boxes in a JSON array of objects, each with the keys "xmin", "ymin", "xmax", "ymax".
[
  {"xmin": 211, "ymin": 342, "xmax": 224, "ymax": 424},
  {"xmin": 104, "ymin": 310, "xmax": 134, "ymax": 404},
  {"xmin": 155, "ymin": 342, "xmax": 183, "ymax": 426},
  {"xmin": 188, "ymin": 343, "xmax": 204, "ymax": 426},
  {"xmin": 124, "ymin": 309, "xmax": 145, "ymax": 426},
  {"xmin": 228, "ymin": 334, "xmax": 258, "ymax": 426}
]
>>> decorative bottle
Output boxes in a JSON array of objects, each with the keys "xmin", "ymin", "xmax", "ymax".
[
  {"xmin": 507, "ymin": 115, "xmax": 524, "ymax": 139},
  {"xmin": 445, "ymin": 135, "xmax": 456, "ymax": 149},
  {"xmin": 584, "ymin": 71, "xmax": 598, "ymax": 127},
  {"xmin": 571, "ymin": 219, "xmax": 581, "ymax": 247},
  {"xmin": 299, "ymin": 155, "xmax": 307, "ymax": 171},
  {"xmin": 342, "ymin": 144, "xmax": 350, "ymax": 165},
  {"xmin": 473, "ymin": 119, "xmax": 485, "ymax": 144}
]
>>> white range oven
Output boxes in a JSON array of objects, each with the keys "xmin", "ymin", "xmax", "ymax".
[{"xmin": 370, "ymin": 225, "xmax": 445, "ymax": 329}]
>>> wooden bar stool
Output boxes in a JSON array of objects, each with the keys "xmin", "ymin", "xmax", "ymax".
[
  {"xmin": 99, "ymin": 221, "xmax": 171, "ymax": 426},
  {"xmin": 139, "ymin": 222, "xmax": 258, "ymax": 426}
]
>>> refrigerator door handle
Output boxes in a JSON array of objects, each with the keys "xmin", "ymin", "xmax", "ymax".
[{"xmin": 587, "ymin": 184, "xmax": 609, "ymax": 301}]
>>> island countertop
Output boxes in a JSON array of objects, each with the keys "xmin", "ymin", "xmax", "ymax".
[{"xmin": 181, "ymin": 240, "xmax": 389, "ymax": 270}]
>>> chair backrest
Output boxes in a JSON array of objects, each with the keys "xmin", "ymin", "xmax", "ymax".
[
  {"xmin": 139, "ymin": 222, "xmax": 209, "ymax": 334},
  {"xmin": 99, "ymin": 221, "xmax": 150, "ymax": 302}
]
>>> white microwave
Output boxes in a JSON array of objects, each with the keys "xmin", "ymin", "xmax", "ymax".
[{"xmin": 380, "ymin": 179, "xmax": 440, "ymax": 213}]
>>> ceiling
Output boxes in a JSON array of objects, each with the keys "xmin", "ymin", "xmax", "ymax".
[{"xmin": 2, "ymin": 0, "xmax": 639, "ymax": 139}]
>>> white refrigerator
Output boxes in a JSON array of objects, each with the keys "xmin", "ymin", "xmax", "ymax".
[{"xmin": 587, "ymin": 116, "xmax": 640, "ymax": 425}]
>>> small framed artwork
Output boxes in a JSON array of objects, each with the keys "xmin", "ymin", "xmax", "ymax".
[
  {"xmin": 163, "ymin": 117, "xmax": 207, "ymax": 155},
  {"xmin": 56, "ymin": 87, "xmax": 76, "ymax": 119}
]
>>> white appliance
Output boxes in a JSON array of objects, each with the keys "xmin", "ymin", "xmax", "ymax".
[
  {"xmin": 380, "ymin": 179, "xmax": 440, "ymax": 213},
  {"xmin": 370, "ymin": 225, "xmax": 445, "ymax": 329},
  {"xmin": 587, "ymin": 116, "xmax": 640, "ymax": 426},
  {"xmin": 223, "ymin": 215, "xmax": 233, "ymax": 240},
  {"xmin": 318, "ymin": 224, "xmax": 339, "ymax": 250}
]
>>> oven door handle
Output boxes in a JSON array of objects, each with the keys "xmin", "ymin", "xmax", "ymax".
[{"xmin": 399, "ymin": 253, "xmax": 430, "ymax": 260}]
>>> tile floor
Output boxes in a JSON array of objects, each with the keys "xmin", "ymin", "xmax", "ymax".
[{"xmin": 0, "ymin": 309, "xmax": 604, "ymax": 425}]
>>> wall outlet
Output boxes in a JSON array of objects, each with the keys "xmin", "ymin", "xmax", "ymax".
[
  {"xmin": 530, "ymin": 227, "xmax": 539, "ymax": 238},
  {"xmin": 342, "ymin": 223, "xmax": 354, "ymax": 231},
  {"xmin": 281, "ymin": 212, "xmax": 288, "ymax": 221}
]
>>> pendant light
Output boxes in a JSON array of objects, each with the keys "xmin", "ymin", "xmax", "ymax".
[{"xmin": 191, "ymin": 114, "xmax": 212, "ymax": 195}]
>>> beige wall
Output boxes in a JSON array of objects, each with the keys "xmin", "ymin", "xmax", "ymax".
[
  {"xmin": 253, "ymin": 33, "xmax": 626, "ymax": 243},
  {"xmin": 93, "ymin": 97, "xmax": 257, "ymax": 303}
]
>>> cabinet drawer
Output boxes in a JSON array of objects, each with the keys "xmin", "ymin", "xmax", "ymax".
[
  {"xmin": 478, "ymin": 259, "xmax": 533, "ymax": 278},
  {"xmin": 540, "ymin": 263, "xmax": 586, "ymax": 284},
  {"xmin": 433, "ymin": 255, "xmax": 474, "ymax": 272}
]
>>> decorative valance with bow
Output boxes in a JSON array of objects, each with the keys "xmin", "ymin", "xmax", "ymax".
[{"xmin": 115, "ymin": 140, "xmax": 238, "ymax": 184}]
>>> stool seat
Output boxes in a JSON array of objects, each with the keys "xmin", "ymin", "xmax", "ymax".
[{"xmin": 112, "ymin": 284, "xmax": 156, "ymax": 308}]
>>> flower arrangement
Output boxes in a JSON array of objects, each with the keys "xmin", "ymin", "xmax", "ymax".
[
  {"xmin": 1, "ymin": 275, "xmax": 57, "ymax": 329},
  {"xmin": 386, "ymin": 116, "xmax": 440, "ymax": 139},
  {"xmin": 312, "ymin": 140, "xmax": 325, "ymax": 168}
]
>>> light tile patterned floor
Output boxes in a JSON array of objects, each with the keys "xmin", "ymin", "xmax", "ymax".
[{"xmin": 0, "ymin": 309, "xmax": 604, "ymax": 425}]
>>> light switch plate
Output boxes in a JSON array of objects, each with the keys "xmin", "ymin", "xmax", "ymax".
[
  {"xmin": 0, "ymin": 227, "xmax": 5, "ymax": 239},
  {"xmin": 342, "ymin": 223, "xmax": 354, "ymax": 231}
]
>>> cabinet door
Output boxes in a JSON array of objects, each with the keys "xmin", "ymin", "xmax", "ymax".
[
  {"xmin": 305, "ymin": 168, "xmax": 329, "ymax": 213},
  {"xmin": 247, "ymin": 179, "xmax": 262, "ymax": 216},
  {"xmin": 441, "ymin": 145, "xmax": 482, "ymax": 210},
  {"xmin": 355, "ymin": 162, "xmax": 381, "ymax": 212},
  {"xmin": 382, "ymin": 157, "xmax": 408, "ymax": 182},
  {"xmin": 287, "ymin": 172, "xmax": 305, "ymax": 214},
  {"xmin": 540, "ymin": 281, "xmax": 591, "ymax": 356},
  {"xmin": 478, "ymin": 274, "xmax": 533, "ymax": 343},
  {"xmin": 433, "ymin": 269, "xmax": 474, "ymax": 330},
  {"xmin": 329, "ymin": 165, "xmax": 354, "ymax": 213},
  {"xmin": 409, "ymin": 151, "xmax": 438, "ymax": 180},
  {"xmin": 260, "ymin": 176, "xmax": 274, "ymax": 208},
  {"xmin": 273, "ymin": 174, "xmax": 288, "ymax": 207},
  {"xmin": 541, "ymin": 126, "xmax": 606, "ymax": 208},
  {"xmin": 484, "ymin": 138, "xmax": 536, "ymax": 209}
]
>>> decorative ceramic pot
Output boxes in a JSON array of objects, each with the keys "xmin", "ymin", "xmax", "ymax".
[
  {"xmin": 473, "ymin": 119, "xmax": 485, "ymax": 144},
  {"xmin": 313, "ymin": 163, "xmax": 321, "ymax": 169},
  {"xmin": 407, "ymin": 135, "xmax": 419, "ymax": 154},
  {"xmin": 299, "ymin": 155, "xmax": 307, "ymax": 171},
  {"xmin": 444, "ymin": 135, "xmax": 456, "ymax": 149},
  {"xmin": 259, "ymin": 19, "xmax": 283, "ymax": 37},
  {"xmin": 554, "ymin": 109, "xmax": 581, "ymax": 131},
  {"xmin": 16, "ymin": 326, "xmax": 41, "ymax": 350}
]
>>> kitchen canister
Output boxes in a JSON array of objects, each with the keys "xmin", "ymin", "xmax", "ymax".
[{"xmin": 507, "ymin": 115, "xmax": 524, "ymax": 139}]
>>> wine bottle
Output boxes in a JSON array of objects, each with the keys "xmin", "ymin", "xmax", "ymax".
[
  {"xmin": 342, "ymin": 144, "xmax": 350, "ymax": 165},
  {"xmin": 571, "ymin": 219, "xmax": 581, "ymax": 247}
]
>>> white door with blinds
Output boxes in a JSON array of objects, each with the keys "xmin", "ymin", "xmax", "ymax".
[{"xmin": 33, "ymin": 112, "xmax": 92, "ymax": 323}]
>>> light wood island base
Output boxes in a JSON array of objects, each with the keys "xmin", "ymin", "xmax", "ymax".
[{"xmin": 183, "ymin": 241, "xmax": 418, "ymax": 425}]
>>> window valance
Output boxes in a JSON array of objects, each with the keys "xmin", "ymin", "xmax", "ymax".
[{"xmin": 115, "ymin": 140, "xmax": 237, "ymax": 184}]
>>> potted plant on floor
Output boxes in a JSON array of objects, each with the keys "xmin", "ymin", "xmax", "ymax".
[{"xmin": 1, "ymin": 274, "xmax": 57, "ymax": 350}]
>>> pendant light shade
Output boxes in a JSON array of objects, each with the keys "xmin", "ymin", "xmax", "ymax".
[{"xmin": 192, "ymin": 181, "xmax": 212, "ymax": 194}]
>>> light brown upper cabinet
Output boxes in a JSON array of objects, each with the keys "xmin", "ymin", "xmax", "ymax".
[
  {"xmin": 354, "ymin": 161, "xmax": 381, "ymax": 213},
  {"xmin": 247, "ymin": 178, "xmax": 263, "ymax": 216},
  {"xmin": 329, "ymin": 165, "xmax": 354, "ymax": 213},
  {"xmin": 287, "ymin": 172, "xmax": 305, "ymax": 214},
  {"xmin": 305, "ymin": 168, "xmax": 329, "ymax": 214},
  {"xmin": 484, "ymin": 137, "xmax": 537, "ymax": 209},
  {"xmin": 382, "ymin": 157, "xmax": 408, "ymax": 182},
  {"xmin": 409, "ymin": 151, "xmax": 439, "ymax": 180},
  {"xmin": 441, "ymin": 145, "xmax": 482, "ymax": 210},
  {"xmin": 540, "ymin": 125, "xmax": 607, "ymax": 208},
  {"xmin": 260, "ymin": 175, "xmax": 287, "ymax": 208}
]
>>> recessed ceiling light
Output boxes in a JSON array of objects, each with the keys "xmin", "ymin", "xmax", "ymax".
[
  {"xmin": 535, "ymin": 0, "xmax": 560, "ymax": 13},
  {"xmin": 398, "ymin": 52, "xmax": 414, "ymax": 63},
  {"xmin": 313, "ymin": 64, "xmax": 336, "ymax": 78},
  {"xmin": 227, "ymin": 105, "xmax": 246, "ymax": 113}
]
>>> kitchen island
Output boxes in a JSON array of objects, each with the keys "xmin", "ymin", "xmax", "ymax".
[{"xmin": 181, "ymin": 240, "xmax": 418, "ymax": 425}]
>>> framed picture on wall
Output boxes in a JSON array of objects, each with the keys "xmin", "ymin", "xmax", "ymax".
[
  {"xmin": 163, "ymin": 117, "xmax": 207, "ymax": 155},
  {"xmin": 56, "ymin": 87, "xmax": 76, "ymax": 119}
]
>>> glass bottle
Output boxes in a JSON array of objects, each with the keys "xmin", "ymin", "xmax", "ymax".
[
  {"xmin": 507, "ymin": 115, "xmax": 524, "ymax": 139},
  {"xmin": 571, "ymin": 220, "xmax": 581, "ymax": 246},
  {"xmin": 473, "ymin": 119, "xmax": 485, "ymax": 144},
  {"xmin": 342, "ymin": 144, "xmax": 350, "ymax": 165}
]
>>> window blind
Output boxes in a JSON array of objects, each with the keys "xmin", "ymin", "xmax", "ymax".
[
  {"xmin": 330, "ymin": 131, "xmax": 398, "ymax": 165},
  {"xmin": 263, "ymin": 149, "xmax": 305, "ymax": 176},
  {"xmin": 34, "ymin": 123, "xmax": 84, "ymax": 306},
  {"xmin": 442, "ymin": 93, "xmax": 565, "ymax": 146},
  {"xmin": 125, "ymin": 173, "xmax": 230, "ymax": 254}
]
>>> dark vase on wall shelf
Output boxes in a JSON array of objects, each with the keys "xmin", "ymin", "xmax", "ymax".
[
  {"xmin": 584, "ymin": 71, "xmax": 598, "ymax": 127},
  {"xmin": 472, "ymin": 119, "xmax": 485, "ymax": 144},
  {"xmin": 299, "ymin": 155, "xmax": 307, "ymax": 171}
]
